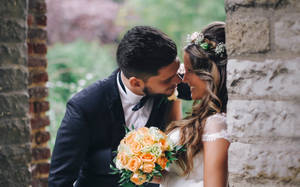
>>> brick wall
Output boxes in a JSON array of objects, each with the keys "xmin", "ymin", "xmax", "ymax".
[
  {"xmin": 28, "ymin": 0, "xmax": 51, "ymax": 186},
  {"xmin": 0, "ymin": 0, "xmax": 31, "ymax": 186},
  {"xmin": 225, "ymin": 0, "xmax": 300, "ymax": 186}
]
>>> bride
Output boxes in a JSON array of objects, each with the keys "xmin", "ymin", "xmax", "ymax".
[{"xmin": 160, "ymin": 22, "xmax": 230, "ymax": 187}]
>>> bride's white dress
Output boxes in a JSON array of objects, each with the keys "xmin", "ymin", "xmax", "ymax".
[{"xmin": 160, "ymin": 113, "xmax": 230, "ymax": 187}]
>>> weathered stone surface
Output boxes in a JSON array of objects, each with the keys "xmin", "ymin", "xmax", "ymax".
[
  {"xmin": 0, "ymin": 93, "xmax": 28, "ymax": 118},
  {"xmin": 287, "ymin": 0, "xmax": 300, "ymax": 8},
  {"xmin": 0, "ymin": 118, "xmax": 30, "ymax": 145},
  {"xmin": 226, "ymin": 16, "xmax": 270, "ymax": 55},
  {"xmin": 0, "ymin": 68, "xmax": 27, "ymax": 92},
  {"xmin": 229, "ymin": 142, "xmax": 300, "ymax": 184},
  {"xmin": 225, "ymin": 0, "xmax": 283, "ymax": 12},
  {"xmin": 0, "ymin": 19, "xmax": 26, "ymax": 43},
  {"xmin": 0, "ymin": 0, "xmax": 27, "ymax": 18},
  {"xmin": 274, "ymin": 13, "xmax": 300, "ymax": 53},
  {"xmin": 227, "ymin": 100, "xmax": 300, "ymax": 141},
  {"xmin": 227, "ymin": 58, "xmax": 300, "ymax": 98},
  {"xmin": 0, "ymin": 144, "xmax": 31, "ymax": 187},
  {"xmin": 0, "ymin": 43, "xmax": 27, "ymax": 66}
]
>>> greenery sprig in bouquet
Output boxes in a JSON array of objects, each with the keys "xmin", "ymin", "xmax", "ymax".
[{"xmin": 110, "ymin": 126, "xmax": 185, "ymax": 187}]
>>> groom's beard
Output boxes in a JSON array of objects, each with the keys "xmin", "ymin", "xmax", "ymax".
[{"xmin": 143, "ymin": 86, "xmax": 175, "ymax": 97}]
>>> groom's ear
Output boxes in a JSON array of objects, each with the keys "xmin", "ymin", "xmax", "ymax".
[{"xmin": 128, "ymin": 77, "xmax": 145, "ymax": 89}]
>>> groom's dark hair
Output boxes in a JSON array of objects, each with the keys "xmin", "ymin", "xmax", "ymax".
[{"xmin": 117, "ymin": 26, "xmax": 177, "ymax": 80}]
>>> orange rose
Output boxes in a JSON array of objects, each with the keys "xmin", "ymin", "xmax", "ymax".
[
  {"xmin": 140, "ymin": 153, "xmax": 156, "ymax": 163},
  {"xmin": 117, "ymin": 152, "xmax": 129, "ymax": 166},
  {"xmin": 142, "ymin": 162, "xmax": 155, "ymax": 173},
  {"xmin": 143, "ymin": 135, "xmax": 155, "ymax": 146},
  {"xmin": 124, "ymin": 132, "xmax": 136, "ymax": 145},
  {"xmin": 130, "ymin": 172, "xmax": 147, "ymax": 185},
  {"xmin": 127, "ymin": 156, "xmax": 142, "ymax": 172},
  {"xmin": 159, "ymin": 138, "xmax": 169, "ymax": 151},
  {"xmin": 130, "ymin": 141, "xmax": 142, "ymax": 154},
  {"xmin": 156, "ymin": 156, "xmax": 168, "ymax": 169},
  {"xmin": 138, "ymin": 127, "xmax": 149, "ymax": 135}
]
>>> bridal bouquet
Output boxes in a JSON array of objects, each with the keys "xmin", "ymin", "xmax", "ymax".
[{"xmin": 110, "ymin": 126, "xmax": 185, "ymax": 187}]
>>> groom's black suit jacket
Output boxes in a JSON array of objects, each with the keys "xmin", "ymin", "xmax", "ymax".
[{"xmin": 48, "ymin": 69, "xmax": 187, "ymax": 187}]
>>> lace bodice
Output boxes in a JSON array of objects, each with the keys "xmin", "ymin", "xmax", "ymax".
[{"xmin": 160, "ymin": 113, "xmax": 230, "ymax": 187}]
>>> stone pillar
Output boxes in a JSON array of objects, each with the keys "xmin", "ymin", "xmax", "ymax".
[
  {"xmin": 0, "ymin": 0, "xmax": 32, "ymax": 186},
  {"xmin": 225, "ymin": 0, "xmax": 300, "ymax": 186},
  {"xmin": 28, "ymin": 0, "xmax": 51, "ymax": 186}
]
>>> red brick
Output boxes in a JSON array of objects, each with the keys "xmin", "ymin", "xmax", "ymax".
[
  {"xmin": 32, "ymin": 147, "xmax": 51, "ymax": 161},
  {"xmin": 29, "ymin": 101, "xmax": 49, "ymax": 113},
  {"xmin": 35, "ymin": 14, "xmax": 47, "ymax": 26},
  {"xmin": 29, "ymin": 0, "xmax": 47, "ymax": 13},
  {"xmin": 29, "ymin": 71, "xmax": 48, "ymax": 84},
  {"xmin": 32, "ymin": 178, "xmax": 48, "ymax": 187},
  {"xmin": 34, "ymin": 131, "xmax": 50, "ymax": 145},
  {"xmin": 28, "ymin": 57, "xmax": 47, "ymax": 68},
  {"xmin": 29, "ymin": 86, "xmax": 48, "ymax": 99},
  {"xmin": 28, "ymin": 28, "xmax": 47, "ymax": 41},
  {"xmin": 31, "ymin": 116, "xmax": 50, "ymax": 129},
  {"xmin": 27, "ymin": 14, "xmax": 34, "ymax": 26},
  {"xmin": 31, "ymin": 163, "xmax": 50, "ymax": 177}
]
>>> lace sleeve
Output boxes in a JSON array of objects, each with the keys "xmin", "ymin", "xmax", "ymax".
[{"xmin": 202, "ymin": 113, "xmax": 230, "ymax": 142}]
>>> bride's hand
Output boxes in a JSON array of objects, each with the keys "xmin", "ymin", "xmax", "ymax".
[
  {"xmin": 150, "ymin": 170, "xmax": 168, "ymax": 184},
  {"xmin": 150, "ymin": 176, "xmax": 162, "ymax": 184}
]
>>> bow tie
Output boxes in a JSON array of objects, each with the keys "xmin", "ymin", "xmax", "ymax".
[{"xmin": 132, "ymin": 95, "xmax": 150, "ymax": 111}]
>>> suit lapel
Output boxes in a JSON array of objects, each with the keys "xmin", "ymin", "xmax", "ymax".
[{"xmin": 106, "ymin": 70, "xmax": 126, "ymax": 150}]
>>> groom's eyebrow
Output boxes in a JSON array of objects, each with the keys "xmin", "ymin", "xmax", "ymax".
[{"xmin": 162, "ymin": 74, "xmax": 175, "ymax": 83}]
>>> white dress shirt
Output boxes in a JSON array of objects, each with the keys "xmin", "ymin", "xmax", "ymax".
[{"xmin": 116, "ymin": 72, "xmax": 154, "ymax": 130}]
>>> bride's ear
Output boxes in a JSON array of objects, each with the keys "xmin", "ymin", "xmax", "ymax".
[{"xmin": 128, "ymin": 77, "xmax": 145, "ymax": 89}]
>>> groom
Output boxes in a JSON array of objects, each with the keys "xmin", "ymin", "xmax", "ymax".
[{"xmin": 48, "ymin": 26, "xmax": 189, "ymax": 187}]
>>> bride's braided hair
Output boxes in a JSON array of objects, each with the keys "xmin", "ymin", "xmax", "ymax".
[{"xmin": 166, "ymin": 22, "xmax": 227, "ymax": 175}]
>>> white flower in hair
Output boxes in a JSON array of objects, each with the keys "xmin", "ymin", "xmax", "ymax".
[
  {"xmin": 186, "ymin": 32, "xmax": 204, "ymax": 45},
  {"xmin": 214, "ymin": 42, "xmax": 226, "ymax": 57}
]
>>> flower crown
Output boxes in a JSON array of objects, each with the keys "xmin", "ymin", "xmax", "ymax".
[{"xmin": 186, "ymin": 32, "xmax": 226, "ymax": 58}]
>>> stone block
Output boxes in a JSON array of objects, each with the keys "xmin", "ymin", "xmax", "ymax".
[
  {"xmin": 274, "ymin": 13, "xmax": 300, "ymax": 53},
  {"xmin": 225, "ymin": 0, "xmax": 283, "ymax": 12},
  {"xmin": 0, "ymin": 144, "xmax": 31, "ymax": 186},
  {"xmin": 227, "ymin": 58, "xmax": 300, "ymax": 98},
  {"xmin": 0, "ymin": 68, "xmax": 27, "ymax": 92},
  {"xmin": 228, "ymin": 142, "xmax": 300, "ymax": 183},
  {"xmin": 0, "ymin": 18, "xmax": 26, "ymax": 43},
  {"xmin": 226, "ymin": 16, "xmax": 270, "ymax": 55},
  {"xmin": 227, "ymin": 100, "xmax": 300, "ymax": 141},
  {"xmin": 0, "ymin": 0, "xmax": 27, "ymax": 18},
  {"xmin": 0, "ymin": 118, "xmax": 30, "ymax": 145},
  {"xmin": 0, "ymin": 93, "xmax": 28, "ymax": 118},
  {"xmin": 0, "ymin": 43, "xmax": 27, "ymax": 67}
]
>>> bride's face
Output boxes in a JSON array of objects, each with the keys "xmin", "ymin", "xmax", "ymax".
[{"xmin": 183, "ymin": 52, "xmax": 207, "ymax": 100}]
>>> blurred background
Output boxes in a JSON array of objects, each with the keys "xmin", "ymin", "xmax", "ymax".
[{"xmin": 46, "ymin": 0, "xmax": 226, "ymax": 150}]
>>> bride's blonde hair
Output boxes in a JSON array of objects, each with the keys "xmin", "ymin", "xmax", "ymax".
[{"xmin": 166, "ymin": 22, "xmax": 228, "ymax": 175}]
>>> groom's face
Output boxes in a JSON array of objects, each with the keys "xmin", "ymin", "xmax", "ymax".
[{"xmin": 143, "ymin": 59, "xmax": 181, "ymax": 96}]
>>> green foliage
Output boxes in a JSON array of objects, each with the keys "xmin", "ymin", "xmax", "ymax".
[
  {"xmin": 117, "ymin": 0, "xmax": 226, "ymax": 58},
  {"xmin": 47, "ymin": 40, "xmax": 117, "ymax": 150}
]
